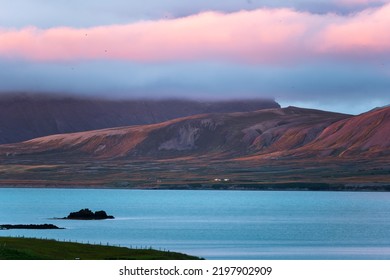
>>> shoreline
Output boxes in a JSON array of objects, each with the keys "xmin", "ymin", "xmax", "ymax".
[{"xmin": 0, "ymin": 182, "xmax": 389, "ymax": 192}]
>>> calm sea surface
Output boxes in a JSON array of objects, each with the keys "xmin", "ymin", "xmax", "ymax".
[{"xmin": 1, "ymin": 188, "xmax": 390, "ymax": 259}]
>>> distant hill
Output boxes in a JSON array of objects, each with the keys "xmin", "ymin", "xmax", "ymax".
[
  {"xmin": 0, "ymin": 94, "xmax": 280, "ymax": 144},
  {"xmin": 287, "ymin": 106, "xmax": 390, "ymax": 158},
  {"xmin": 1, "ymin": 105, "xmax": 389, "ymax": 161},
  {"xmin": 1, "ymin": 106, "xmax": 389, "ymax": 189},
  {"xmin": 0, "ymin": 106, "xmax": 354, "ymax": 160}
]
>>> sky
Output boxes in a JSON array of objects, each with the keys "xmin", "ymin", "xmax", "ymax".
[{"xmin": 0, "ymin": 0, "xmax": 390, "ymax": 114}]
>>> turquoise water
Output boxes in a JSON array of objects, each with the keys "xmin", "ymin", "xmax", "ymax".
[{"xmin": 1, "ymin": 188, "xmax": 390, "ymax": 259}]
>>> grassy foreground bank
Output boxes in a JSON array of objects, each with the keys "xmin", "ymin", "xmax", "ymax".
[{"xmin": 0, "ymin": 237, "xmax": 201, "ymax": 260}]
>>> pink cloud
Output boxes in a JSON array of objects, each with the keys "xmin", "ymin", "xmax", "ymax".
[
  {"xmin": 316, "ymin": 4, "xmax": 390, "ymax": 55},
  {"xmin": 0, "ymin": 4, "xmax": 390, "ymax": 63},
  {"xmin": 0, "ymin": 9, "xmax": 307, "ymax": 63},
  {"xmin": 336, "ymin": 0, "xmax": 387, "ymax": 6}
]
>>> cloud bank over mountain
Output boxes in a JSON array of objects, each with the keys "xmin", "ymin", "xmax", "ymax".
[{"xmin": 0, "ymin": 1, "xmax": 389, "ymax": 114}]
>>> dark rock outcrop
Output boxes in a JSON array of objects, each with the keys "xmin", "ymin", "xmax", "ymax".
[
  {"xmin": 0, "ymin": 224, "xmax": 63, "ymax": 230},
  {"xmin": 64, "ymin": 209, "xmax": 114, "ymax": 220}
]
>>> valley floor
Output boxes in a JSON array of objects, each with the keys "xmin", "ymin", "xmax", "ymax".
[{"xmin": 0, "ymin": 158, "xmax": 389, "ymax": 191}]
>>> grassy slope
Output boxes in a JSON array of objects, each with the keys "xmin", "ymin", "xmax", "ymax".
[{"xmin": 0, "ymin": 237, "xmax": 201, "ymax": 260}]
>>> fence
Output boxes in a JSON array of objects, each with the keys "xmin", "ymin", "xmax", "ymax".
[{"xmin": 0, "ymin": 235, "xmax": 170, "ymax": 252}]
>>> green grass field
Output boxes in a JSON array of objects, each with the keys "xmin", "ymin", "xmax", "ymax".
[{"xmin": 0, "ymin": 237, "xmax": 201, "ymax": 260}]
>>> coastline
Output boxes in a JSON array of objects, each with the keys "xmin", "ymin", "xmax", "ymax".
[{"xmin": 0, "ymin": 182, "xmax": 389, "ymax": 192}]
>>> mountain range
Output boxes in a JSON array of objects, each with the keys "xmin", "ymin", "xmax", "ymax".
[
  {"xmin": 1, "ymin": 105, "xmax": 389, "ymax": 160},
  {"xmin": 0, "ymin": 94, "xmax": 279, "ymax": 144},
  {"xmin": 0, "ymin": 97, "xmax": 388, "ymax": 190}
]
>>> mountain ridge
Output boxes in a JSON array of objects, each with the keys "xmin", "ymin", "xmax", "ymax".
[
  {"xmin": 1, "ymin": 105, "xmax": 389, "ymax": 189},
  {"xmin": 0, "ymin": 94, "xmax": 280, "ymax": 144},
  {"xmin": 1, "ymin": 106, "xmax": 360, "ymax": 160}
]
